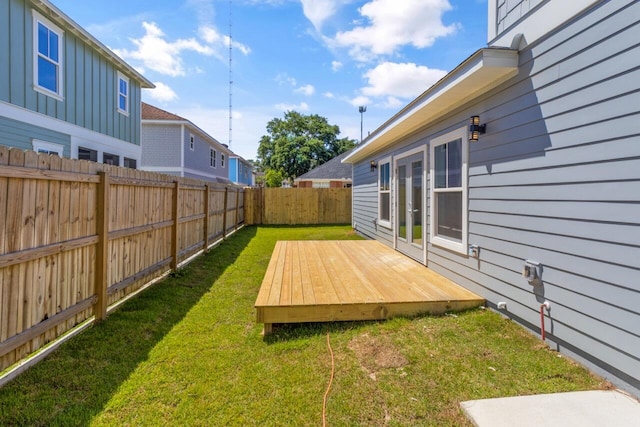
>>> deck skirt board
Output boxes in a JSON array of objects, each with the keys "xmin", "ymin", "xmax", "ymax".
[{"xmin": 255, "ymin": 240, "xmax": 484, "ymax": 326}]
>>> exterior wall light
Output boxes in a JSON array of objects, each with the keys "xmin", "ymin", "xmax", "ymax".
[
  {"xmin": 370, "ymin": 160, "xmax": 377, "ymax": 172},
  {"xmin": 469, "ymin": 115, "xmax": 486, "ymax": 142}
]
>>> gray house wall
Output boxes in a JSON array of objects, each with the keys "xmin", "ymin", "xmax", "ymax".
[
  {"xmin": 496, "ymin": 0, "xmax": 545, "ymax": 34},
  {"xmin": 352, "ymin": 0, "xmax": 640, "ymax": 394},
  {"xmin": 141, "ymin": 124, "xmax": 182, "ymax": 167},
  {"xmin": 182, "ymin": 127, "xmax": 229, "ymax": 180}
]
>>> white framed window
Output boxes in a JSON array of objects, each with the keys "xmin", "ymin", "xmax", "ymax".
[
  {"xmin": 430, "ymin": 127, "xmax": 469, "ymax": 254},
  {"xmin": 33, "ymin": 11, "xmax": 64, "ymax": 100},
  {"xmin": 221, "ymin": 153, "xmax": 225, "ymax": 168},
  {"xmin": 377, "ymin": 156, "xmax": 392, "ymax": 229},
  {"xmin": 189, "ymin": 134, "xmax": 195, "ymax": 151},
  {"xmin": 117, "ymin": 72, "xmax": 129, "ymax": 115},
  {"xmin": 32, "ymin": 140, "xmax": 63, "ymax": 156},
  {"xmin": 210, "ymin": 148, "xmax": 216, "ymax": 168}
]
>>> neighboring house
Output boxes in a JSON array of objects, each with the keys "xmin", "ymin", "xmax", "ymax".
[
  {"xmin": 228, "ymin": 155, "xmax": 254, "ymax": 186},
  {"xmin": 140, "ymin": 102, "xmax": 232, "ymax": 183},
  {"xmin": 344, "ymin": 0, "xmax": 639, "ymax": 396},
  {"xmin": 294, "ymin": 150, "xmax": 353, "ymax": 188},
  {"xmin": 0, "ymin": 0, "xmax": 154, "ymax": 167}
]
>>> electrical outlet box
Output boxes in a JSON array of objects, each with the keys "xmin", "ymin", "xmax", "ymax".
[
  {"xmin": 523, "ymin": 260, "xmax": 542, "ymax": 284},
  {"xmin": 468, "ymin": 244, "xmax": 479, "ymax": 258}
]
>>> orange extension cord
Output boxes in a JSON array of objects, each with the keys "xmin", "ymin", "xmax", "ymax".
[{"xmin": 322, "ymin": 332, "xmax": 335, "ymax": 427}]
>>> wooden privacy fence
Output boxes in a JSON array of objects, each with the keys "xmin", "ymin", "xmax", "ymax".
[
  {"xmin": 244, "ymin": 187, "xmax": 352, "ymax": 225},
  {"xmin": 0, "ymin": 147, "xmax": 244, "ymax": 371}
]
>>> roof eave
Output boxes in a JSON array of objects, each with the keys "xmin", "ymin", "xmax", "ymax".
[
  {"xmin": 33, "ymin": 0, "xmax": 155, "ymax": 89},
  {"xmin": 343, "ymin": 48, "xmax": 519, "ymax": 164}
]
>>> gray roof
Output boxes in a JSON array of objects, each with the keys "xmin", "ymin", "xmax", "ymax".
[{"xmin": 296, "ymin": 150, "xmax": 353, "ymax": 180}]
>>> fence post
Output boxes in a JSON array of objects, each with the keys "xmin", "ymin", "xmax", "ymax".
[
  {"xmin": 171, "ymin": 181, "xmax": 180, "ymax": 270},
  {"xmin": 95, "ymin": 171, "xmax": 109, "ymax": 321},
  {"xmin": 203, "ymin": 184, "xmax": 210, "ymax": 251},
  {"xmin": 222, "ymin": 186, "xmax": 228, "ymax": 239},
  {"xmin": 235, "ymin": 188, "xmax": 240, "ymax": 230}
]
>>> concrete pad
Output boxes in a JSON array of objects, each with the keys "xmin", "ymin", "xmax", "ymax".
[{"xmin": 461, "ymin": 390, "xmax": 640, "ymax": 427}]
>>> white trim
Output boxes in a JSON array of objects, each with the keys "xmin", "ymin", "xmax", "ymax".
[
  {"xmin": 377, "ymin": 155, "xmax": 392, "ymax": 229},
  {"xmin": 32, "ymin": 139, "xmax": 63, "ymax": 156},
  {"xmin": 140, "ymin": 166, "xmax": 183, "ymax": 173},
  {"xmin": 116, "ymin": 72, "xmax": 129, "ymax": 116},
  {"xmin": 343, "ymin": 49, "xmax": 518, "ymax": 164},
  {"xmin": 180, "ymin": 124, "xmax": 185, "ymax": 169},
  {"xmin": 0, "ymin": 100, "xmax": 141, "ymax": 162},
  {"xmin": 429, "ymin": 126, "xmax": 468, "ymax": 255},
  {"xmin": 32, "ymin": 10, "xmax": 64, "ymax": 101}
]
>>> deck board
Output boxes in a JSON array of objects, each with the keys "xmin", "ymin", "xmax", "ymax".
[{"xmin": 255, "ymin": 240, "xmax": 484, "ymax": 328}]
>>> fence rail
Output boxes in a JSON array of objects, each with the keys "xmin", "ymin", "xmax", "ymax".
[
  {"xmin": 244, "ymin": 187, "xmax": 352, "ymax": 225},
  {"xmin": 0, "ymin": 147, "xmax": 244, "ymax": 371}
]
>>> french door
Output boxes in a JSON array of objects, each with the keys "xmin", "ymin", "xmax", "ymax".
[{"xmin": 395, "ymin": 151, "xmax": 425, "ymax": 262}]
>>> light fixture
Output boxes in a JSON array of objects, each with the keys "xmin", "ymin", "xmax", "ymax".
[
  {"xmin": 469, "ymin": 115, "xmax": 486, "ymax": 142},
  {"xmin": 370, "ymin": 160, "xmax": 377, "ymax": 172}
]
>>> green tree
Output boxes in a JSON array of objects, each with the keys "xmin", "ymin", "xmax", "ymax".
[
  {"xmin": 264, "ymin": 169, "xmax": 284, "ymax": 188},
  {"xmin": 257, "ymin": 111, "xmax": 356, "ymax": 179}
]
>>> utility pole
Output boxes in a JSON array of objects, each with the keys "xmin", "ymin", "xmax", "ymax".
[{"xmin": 359, "ymin": 105, "xmax": 367, "ymax": 143}]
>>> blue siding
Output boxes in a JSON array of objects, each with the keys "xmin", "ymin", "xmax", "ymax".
[
  {"xmin": 229, "ymin": 158, "xmax": 238, "ymax": 182},
  {"xmin": 1, "ymin": 0, "xmax": 143, "ymax": 146},
  {"xmin": 0, "ymin": 116, "xmax": 70, "ymax": 156},
  {"xmin": 352, "ymin": 0, "xmax": 640, "ymax": 395}
]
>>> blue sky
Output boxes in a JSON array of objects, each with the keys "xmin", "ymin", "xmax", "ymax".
[{"xmin": 53, "ymin": 0, "xmax": 488, "ymax": 161}]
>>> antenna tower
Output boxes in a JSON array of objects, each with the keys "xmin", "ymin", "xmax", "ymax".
[{"xmin": 228, "ymin": 0, "xmax": 233, "ymax": 150}]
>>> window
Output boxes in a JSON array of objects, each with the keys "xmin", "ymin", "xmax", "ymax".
[
  {"xmin": 117, "ymin": 72, "xmax": 129, "ymax": 115},
  {"xmin": 189, "ymin": 134, "xmax": 195, "ymax": 151},
  {"xmin": 78, "ymin": 147, "xmax": 98, "ymax": 162},
  {"xmin": 221, "ymin": 153, "xmax": 225, "ymax": 168},
  {"xmin": 33, "ymin": 11, "xmax": 63, "ymax": 99},
  {"xmin": 103, "ymin": 152, "xmax": 120, "ymax": 166},
  {"xmin": 124, "ymin": 157, "xmax": 137, "ymax": 169},
  {"xmin": 430, "ymin": 127, "xmax": 468, "ymax": 254},
  {"xmin": 210, "ymin": 149, "xmax": 216, "ymax": 168},
  {"xmin": 32, "ymin": 140, "xmax": 63, "ymax": 156},
  {"xmin": 377, "ymin": 157, "xmax": 391, "ymax": 228}
]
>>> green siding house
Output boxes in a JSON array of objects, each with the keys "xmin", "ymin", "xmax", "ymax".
[{"xmin": 0, "ymin": 0, "xmax": 154, "ymax": 167}]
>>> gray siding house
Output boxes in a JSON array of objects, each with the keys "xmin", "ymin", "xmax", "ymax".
[
  {"xmin": 294, "ymin": 149, "xmax": 353, "ymax": 188},
  {"xmin": 141, "ymin": 102, "xmax": 232, "ymax": 183},
  {"xmin": 0, "ymin": 0, "xmax": 154, "ymax": 166},
  {"xmin": 344, "ymin": 0, "xmax": 639, "ymax": 395}
]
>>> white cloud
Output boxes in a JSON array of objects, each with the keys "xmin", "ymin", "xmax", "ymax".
[
  {"xmin": 361, "ymin": 61, "xmax": 447, "ymax": 99},
  {"xmin": 295, "ymin": 84, "xmax": 316, "ymax": 96},
  {"xmin": 275, "ymin": 73, "xmax": 297, "ymax": 87},
  {"xmin": 349, "ymin": 95, "xmax": 371, "ymax": 107},
  {"xmin": 300, "ymin": 0, "xmax": 342, "ymax": 31},
  {"xmin": 331, "ymin": 61, "xmax": 343, "ymax": 72},
  {"xmin": 114, "ymin": 21, "xmax": 214, "ymax": 77},
  {"xmin": 275, "ymin": 102, "xmax": 310, "ymax": 112},
  {"xmin": 324, "ymin": 92, "xmax": 335, "ymax": 98},
  {"xmin": 146, "ymin": 82, "xmax": 178, "ymax": 102},
  {"xmin": 330, "ymin": 0, "xmax": 458, "ymax": 61}
]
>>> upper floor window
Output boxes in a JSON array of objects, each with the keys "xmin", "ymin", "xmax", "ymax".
[
  {"xmin": 221, "ymin": 153, "xmax": 225, "ymax": 168},
  {"xmin": 210, "ymin": 149, "xmax": 216, "ymax": 168},
  {"xmin": 33, "ymin": 11, "xmax": 64, "ymax": 99},
  {"xmin": 117, "ymin": 72, "xmax": 129, "ymax": 115},
  {"xmin": 189, "ymin": 134, "xmax": 195, "ymax": 151}
]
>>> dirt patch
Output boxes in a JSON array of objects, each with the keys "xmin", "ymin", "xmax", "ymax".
[{"xmin": 348, "ymin": 333, "xmax": 409, "ymax": 375}]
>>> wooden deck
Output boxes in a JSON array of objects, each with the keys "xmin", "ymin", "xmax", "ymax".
[{"xmin": 255, "ymin": 240, "xmax": 484, "ymax": 333}]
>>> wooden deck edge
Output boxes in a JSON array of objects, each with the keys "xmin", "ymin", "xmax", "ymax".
[{"xmin": 255, "ymin": 298, "xmax": 485, "ymax": 324}]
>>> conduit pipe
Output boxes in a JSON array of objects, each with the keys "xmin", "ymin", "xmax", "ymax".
[{"xmin": 540, "ymin": 301, "xmax": 550, "ymax": 341}]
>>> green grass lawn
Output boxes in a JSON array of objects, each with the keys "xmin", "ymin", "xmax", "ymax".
[{"xmin": 0, "ymin": 225, "xmax": 608, "ymax": 426}]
